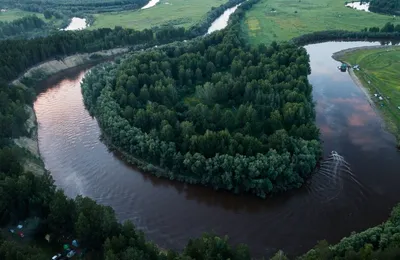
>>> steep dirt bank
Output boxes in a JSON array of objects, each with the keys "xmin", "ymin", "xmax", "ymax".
[
  {"xmin": 12, "ymin": 48, "xmax": 128, "ymax": 87},
  {"xmin": 12, "ymin": 48, "xmax": 129, "ymax": 175}
]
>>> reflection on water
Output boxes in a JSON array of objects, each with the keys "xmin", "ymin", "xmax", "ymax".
[
  {"xmin": 141, "ymin": 0, "xmax": 160, "ymax": 9},
  {"xmin": 207, "ymin": 4, "xmax": 241, "ymax": 34},
  {"xmin": 63, "ymin": 17, "xmax": 87, "ymax": 31},
  {"xmin": 35, "ymin": 42, "xmax": 400, "ymax": 258}
]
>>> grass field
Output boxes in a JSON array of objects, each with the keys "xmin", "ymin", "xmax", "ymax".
[
  {"xmin": 0, "ymin": 9, "xmax": 44, "ymax": 22},
  {"xmin": 242, "ymin": 0, "xmax": 398, "ymax": 45},
  {"xmin": 91, "ymin": 0, "xmax": 227, "ymax": 30},
  {"xmin": 340, "ymin": 46, "xmax": 400, "ymax": 143}
]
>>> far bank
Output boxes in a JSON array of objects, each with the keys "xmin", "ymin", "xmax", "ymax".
[{"xmin": 333, "ymin": 45, "xmax": 400, "ymax": 149}]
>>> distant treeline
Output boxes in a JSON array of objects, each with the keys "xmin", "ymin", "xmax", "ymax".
[
  {"xmin": 0, "ymin": 26, "xmax": 190, "ymax": 86},
  {"xmin": 0, "ymin": 16, "xmax": 47, "ymax": 40},
  {"xmin": 369, "ymin": 0, "xmax": 400, "ymax": 15},
  {"xmin": 292, "ymin": 22, "xmax": 400, "ymax": 45},
  {"xmin": 0, "ymin": 0, "xmax": 148, "ymax": 16}
]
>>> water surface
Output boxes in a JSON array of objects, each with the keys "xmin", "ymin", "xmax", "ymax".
[
  {"xmin": 142, "ymin": 0, "xmax": 160, "ymax": 9},
  {"xmin": 63, "ymin": 17, "xmax": 87, "ymax": 31},
  {"xmin": 207, "ymin": 4, "xmax": 240, "ymax": 34},
  {"xmin": 34, "ymin": 42, "xmax": 400, "ymax": 258},
  {"xmin": 345, "ymin": 2, "xmax": 370, "ymax": 12}
]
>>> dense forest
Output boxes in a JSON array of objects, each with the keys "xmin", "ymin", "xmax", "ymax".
[
  {"xmin": 369, "ymin": 0, "xmax": 400, "ymax": 15},
  {"xmin": 291, "ymin": 22, "xmax": 400, "ymax": 45},
  {"xmin": 82, "ymin": 14, "xmax": 321, "ymax": 197},
  {"xmin": 0, "ymin": 2, "xmax": 261, "ymax": 259},
  {"xmin": 0, "ymin": 16, "xmax": 48, "ymax": 39},
  {"xmin": 0, "ymin": 0, "xmax": 400, "ymax": 258}
]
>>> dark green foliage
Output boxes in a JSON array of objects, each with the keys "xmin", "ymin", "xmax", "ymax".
[
  {"xmin": 292, "ymin": 22, "xmax": 400, "ymax": 45},
  {"xmin": 182, "ymin": 233, "xmax": 251, "ymax": 260},
  {"xmin": 0, "ymin": 2, "xmax": 257, "ymax": 259},
  {"xmin": 43, "ymin": 10, "xmax": 52, "ymax": 20},
  {"xmin": 300, "ymin": 204, "xmax": 400, "ymax": 260},
  {"xmin": 0, "ymin": 240, "xmax": 48, "ymax": 260},
  {"xmin": 369, "ymin": 0, "xmax": 400, "ymax": 15},
  {"xmin": 0, "ymin": 26, "xmax": 188, "ymax": 84},
  {"xmin": 82, "ymin": 25, "xmax": 321, "ymax": 197},
  {"xmin": 0, "ymin": 16, "xmax": 46, "ymax": 40}
]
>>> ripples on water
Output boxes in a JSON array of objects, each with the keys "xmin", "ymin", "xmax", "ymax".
[
  {"xmin": 34, "ymin": 42, "xmax": 400, "ymax": 258},
  {"xmin": 307, "ymin": 151, "xmax": 368, "ymax": 204}
]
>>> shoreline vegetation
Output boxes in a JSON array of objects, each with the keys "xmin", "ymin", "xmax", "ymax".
[
  {"xmin": 82, "ymin": 0, "xmax": 321, "ymax": 198},
  {"xmin": 1, "ymin": 0, "xmax": 400, "ymax": 258},
  {"xmin": 7, "ymin": 0, "xmax": 251, "ymax": 177},
  {"xmin": 333, "ymin": 44, "xmax": 400, "ymax": 149}
]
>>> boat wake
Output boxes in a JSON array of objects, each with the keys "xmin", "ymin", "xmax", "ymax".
[{"xmin": 306, "ymin": 151, "xmax": 367, "ymax": 203}]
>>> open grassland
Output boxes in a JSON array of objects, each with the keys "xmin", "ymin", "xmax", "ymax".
[
  {"xmin": 0, "ymin": 9, "xmax": 44, "ymax": 22},
  {"xmin": 341, "ymin": 46, "xmax": 400, "ymax": 143},
  {"xmin": 242, "ymin": 0, "xmax": 398, "ymax": 45},
  {"xmin": 91, "ymin": 0, "xmax": 227, "ymax": 30}
]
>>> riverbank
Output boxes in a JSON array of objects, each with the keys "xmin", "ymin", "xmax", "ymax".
[
  {"xmin": 11, "ymin": 47, "xmax": 129, "ymax": 175},
  {"xmin": 333, "ymin": 45, "xmax": 400, "ymax": 148},
  {"xmin": 12, "ymin": 48, "xmax": 128, "ymax": 87},
  {"xmin": 242, "ymin": 0, "xmax": 397, "ymax": 45}
]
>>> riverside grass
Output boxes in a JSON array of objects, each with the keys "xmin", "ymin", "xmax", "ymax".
[
  {"xmin": 340, "ymin": 46, "xmax": 400, "ymax": 144},
  {"xmin": 241, "ymin": 0, "xmax": 398, "ymax": 45},
  {"xmin": 91, "ymin": 0, "xmax": 227, "ymax": 30}
]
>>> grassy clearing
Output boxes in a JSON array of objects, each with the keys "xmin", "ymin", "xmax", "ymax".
[
  {"xmin": 0, "ymin": 9, "xmax": 44, "ymax": 22},
  {"xmin": 242, "ymin": 0, "xmax": 398, "ymax": 45},
  {"xmin": 91, "ymin": 0, "xmax": 227, "ymax": 30},
  {"xmin": 340, "ymin": 46, "xmax": 400, "ymax": 143}
]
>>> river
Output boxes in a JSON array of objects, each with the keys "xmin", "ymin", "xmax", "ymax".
[
  {"xmin": 142, "ymin": 0, "xmax": 160, "ymax": 9},
  {"xmin": 63, "ymin": 17, "xmax": 87, "ymax": 31},
  {"xmin": 207, "ymin": 4, "xmax": 241, "ymax": 34},
  {"xmin": 33, "ymin": 40, "xmax": 400, "ymax": 258}
]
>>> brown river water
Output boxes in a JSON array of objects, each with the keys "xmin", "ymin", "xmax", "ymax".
[{"xmin": 34, "ymin": 41, "xmax": 400, "ymax": 258}]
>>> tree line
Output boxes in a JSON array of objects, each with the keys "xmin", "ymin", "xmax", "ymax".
[
  {"xmin": 291, "ymin": 22, "xmax": 400, "ymax": 45},
  {"xmin": 298, "ymin": 204, "xmax": 400, "ymax": 260},
  {"xmin": 0, "ymin": 0, "xmax": 149, "ymax": 17},
  {"xmin": 369, "ymin": 0, "xmax": 400, "ymax": 15},
  {"xmin": 0, "ymin": 16, "xmax": 47, "ymax": 40},
  {"xmin": 0, "ymin": 2, "xmax": 255, "ymax": 259},
  {"xmin": 82, "ymin": 20, "xmax": 321, "ymax": 198}
]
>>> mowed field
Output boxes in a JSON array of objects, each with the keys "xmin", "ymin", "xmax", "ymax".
[
  {"xmin": 341, "ymin": 46, "xmax": 400, "ymax": 141},
  {"xmin": 242, "ymin": 0, "xmax": 398, "ymax": 45},
  {"xmin": 0, "ymin": 9, "xmax": 44, "ymax": 22},
  {"xmin": 91, "ymin": 0, "xmax": 227, "ymax": 30}
]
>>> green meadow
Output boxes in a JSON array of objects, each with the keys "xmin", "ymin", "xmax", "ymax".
[
  {"xmin": 341, "ymin": 46, "xmax": 400, "ymax": 142},
  {"xmin": 91, "ymin": 0, "xmax": 227, "ymax": 30},
  {"xmin": 0, "ymin": 9, "xmax": 44, "ymax": 22},
  {"xmin": 242, "ymin": 0, "xmax": 398, "ymax": 45}
]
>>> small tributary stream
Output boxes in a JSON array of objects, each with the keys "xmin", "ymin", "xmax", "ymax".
[{"xmin": 34, "ymin": 12, "xmax": 400, "ymax": 259}]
